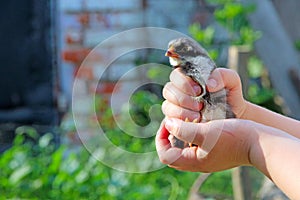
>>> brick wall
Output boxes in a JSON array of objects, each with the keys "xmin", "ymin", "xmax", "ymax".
[
  {"xmin": 60, "ymin": 0, "xmax": 199, "ymax": 96},
  {"xmin": 59, "ymin": 0, "xmax": 201, "ymax": 143}
]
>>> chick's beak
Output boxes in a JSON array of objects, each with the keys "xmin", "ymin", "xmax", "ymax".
[{"xmin": 165, "ymin": 48, "xmax": 179, "ymax": 58}]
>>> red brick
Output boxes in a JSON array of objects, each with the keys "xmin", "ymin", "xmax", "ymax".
[
  {"xmin": 78, "ymin": 13, "xmax": 90, "ymax": 26},
  {"xmin": 90, "ymin": 82, "xmax": 119, "ymax": 94},
  {"xmin": 74, "ymin": 66, "xmax": 94, "ymax": 80},
  {"xmin": 62, "ymin": 48, "xmax": 91, "ymax": 63},
  {"xmin": 65, "ymin": 34, "xmax": 82, "ymax": 45}
]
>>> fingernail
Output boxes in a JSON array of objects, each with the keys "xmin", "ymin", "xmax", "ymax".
[
  {"xmin": 193, "ymin": 85, "xmax": 201, "ymax": 95},
  {"xmin": 207, "ymin": 78, "xmax": 217, "ymax": 88}
]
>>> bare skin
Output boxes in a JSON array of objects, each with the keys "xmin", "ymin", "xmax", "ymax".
[{"xmin": 156, "ymin": 68, "xmax": 300, "ymax": 199}]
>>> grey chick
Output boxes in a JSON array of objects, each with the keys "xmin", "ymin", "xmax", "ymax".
[{"xmin": 165, "ymin": 37, "xmax": 235, "ymax": 148}]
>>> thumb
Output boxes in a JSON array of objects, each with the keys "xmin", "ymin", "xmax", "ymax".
[
  {"xmin": 207, "ymin": 68, "xmax": 242, "ymax": 93},
  {"xmin": 164, "ymin": 118, "xmax": 225, "ymax": 152}
]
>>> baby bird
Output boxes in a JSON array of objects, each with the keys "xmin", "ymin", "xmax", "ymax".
[{"xmin": 165, "ymin": 37, "xmax": 235, "ymax": 148}]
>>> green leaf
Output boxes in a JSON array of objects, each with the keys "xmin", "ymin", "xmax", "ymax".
[
  {"xmin": 9, "ymin": 164, "xmax": 31, "ymax": 184},
  {"xmin": 12, "ymin": 133, "xmax": 25, "ymax": 146},
  {"xmin": 294, "ymin": 39, "xmax": 300, "ymax": 51},
  {"xmin": 215, "ymin": 3, "xmax": 244, "ymax": 20},
  {"xmin": 47, "ymin": 145, "xmax": 66, "ymax": 176},
  {"xmin": 206, "ymin": 0, "xmax": 235, "ymax": 4},
  {"xmin": 38, "ymin": 133, "xmax": 53, "ymax": 148},
  {"xmin": 75, "ymin": 170, "xmax": 89, "ymax": 183},
  {"xmin": 247, "ymin": 56, "xmax": 264, "ymax": 78},
  {"xmin": 15, "ymin": 126, "xmax": 39, "ymax": 140},
  {"xmin": 248, "ymin": 85, "xmax": 275, "ymax": 104},
  {"xmin": 189, "ymin": 23, "xmax": 215, "ymax": 47}
]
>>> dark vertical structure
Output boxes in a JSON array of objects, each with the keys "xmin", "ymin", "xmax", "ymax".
[{"xmin": 0, "ymin": 0, "xmax": 59, "ymax": 151}]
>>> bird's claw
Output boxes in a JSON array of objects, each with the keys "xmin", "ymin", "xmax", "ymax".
[
  {"xmin": 192, "ymin": 95, "xmax": 205, "ymax": 103},
  {"xmin": 192, "ymin": 86, "xmax": 206, "ymax": 103},
  {"xmin": 192, "ymin": 87, "xmax": 212, "ymax": 105}
]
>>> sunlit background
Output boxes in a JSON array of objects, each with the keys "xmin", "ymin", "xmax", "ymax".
[{"xmin": 0, "ymin": 0, "xmax": 300, "ymax": 199}]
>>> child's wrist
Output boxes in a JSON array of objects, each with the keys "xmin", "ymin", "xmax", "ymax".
[{"xmin": 238, "ymin": 100, "xmax": 251, "ymax": 119}]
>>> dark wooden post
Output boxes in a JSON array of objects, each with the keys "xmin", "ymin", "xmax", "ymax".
[
  {"xmin": 227, "ymin": 45, "xmax": 252, "ymax": 99},
  {"xmin": 231, "ymin": 167, "xmax": 253, "ymax": 200}
]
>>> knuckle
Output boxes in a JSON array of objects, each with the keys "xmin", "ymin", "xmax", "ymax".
[
  {"xmin": 173, "ymin": 123, "xmax": 183, "ymax": 139},
  {"xmin": 182, "ymin": 81, "xmax": 194, "ymax": 94},
  {"xmin": 176, "ymin": 94, "xmax": 186, "ymax": 106},
  {"xmin": 178, "ymin": 108, "xmax": 186, "ymax": 120}
]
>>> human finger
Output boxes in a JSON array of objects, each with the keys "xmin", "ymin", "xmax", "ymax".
[
  {"xmin": 169, "ymin": 68, "xmax": 202, "ymax": 96},
  {"xmin": 155, "ymin": 119, "xmax": 205, "ymax": 170},
  {"xmin": 163, "ymin": 82, "xmax": 203, "ymax": 112},
  {"xmin": 206, "ymin": 68, "xmax": 242, "ymax": 93},
  {"xmin": 164, "ymin": 118, "xmax": 207, "ymax": 146},
  {"xmin": 161, "ymin": 100, "xmax": 201, "ymax": 122},
  {"xmin": 163, "ymin": 118, "xmax": 252, "ymax": 172},
  {"xmin": 155, "ymin": 119, "xmax": 183, "ymax": 165},
  {"xmin": 207, "ymin": 68, "xmax": 246, "ymax": 118}
]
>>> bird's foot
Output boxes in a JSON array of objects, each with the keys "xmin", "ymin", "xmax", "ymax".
[
  {"xmin": 192, "ymin": 95, "xmax": 205, "ymax": 103},
  {"xmin": 192, "ymin": 87, "xmax": 206, "ymax": 103}
]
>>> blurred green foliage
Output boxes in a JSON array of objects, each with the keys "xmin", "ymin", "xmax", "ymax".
[
  {"xmin": 214, "ymin": 3, "xmax": 260, "ymax": 46},
  {"xmin": 0, "ymin": 123, "xmax": 197, "ymax": 199},
  {"xmin": 247, "ymin": 56, "xmax": 277, "ymax": 108},
  {"xmin": 0, "ymin": 89, "xmax": 235, "ymax": 199},
  {"xmin": 101, "ymin": 91, "xmax": 160, "ymax": 153},
  {"xmin": 189, "ymin": 0, "xmax": 261, "ymax": 52},
  {"xmin": 189, "ymin": 0, "xmax": 280, "ymax": 113},
  {"xmin": 295, "ymin": 39, "xmax": 300, "ymax": 51},
  {"xmin": 129, "ymin": 90, "xmax": 163, "ymax": 127},
  {"xmin": 1, "ymin": 0, "xmax": 281, "ymax": 199},
  {"xmin": 200, "ymin": 170, "xmax": 233, "ymax": 196}
]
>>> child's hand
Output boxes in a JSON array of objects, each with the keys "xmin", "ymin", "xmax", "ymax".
[
  {"xmin": 161, "ymin": 68, "xmax": 247, "ymax": 121},
  {"xmin": 155, "ymin": 117, "xmax": 253, "ymax": 172}
]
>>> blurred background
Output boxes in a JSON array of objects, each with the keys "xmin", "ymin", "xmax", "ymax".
[{"xmin": 0, "ymin": 0, "xmax": 299, "ymax": 199}]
